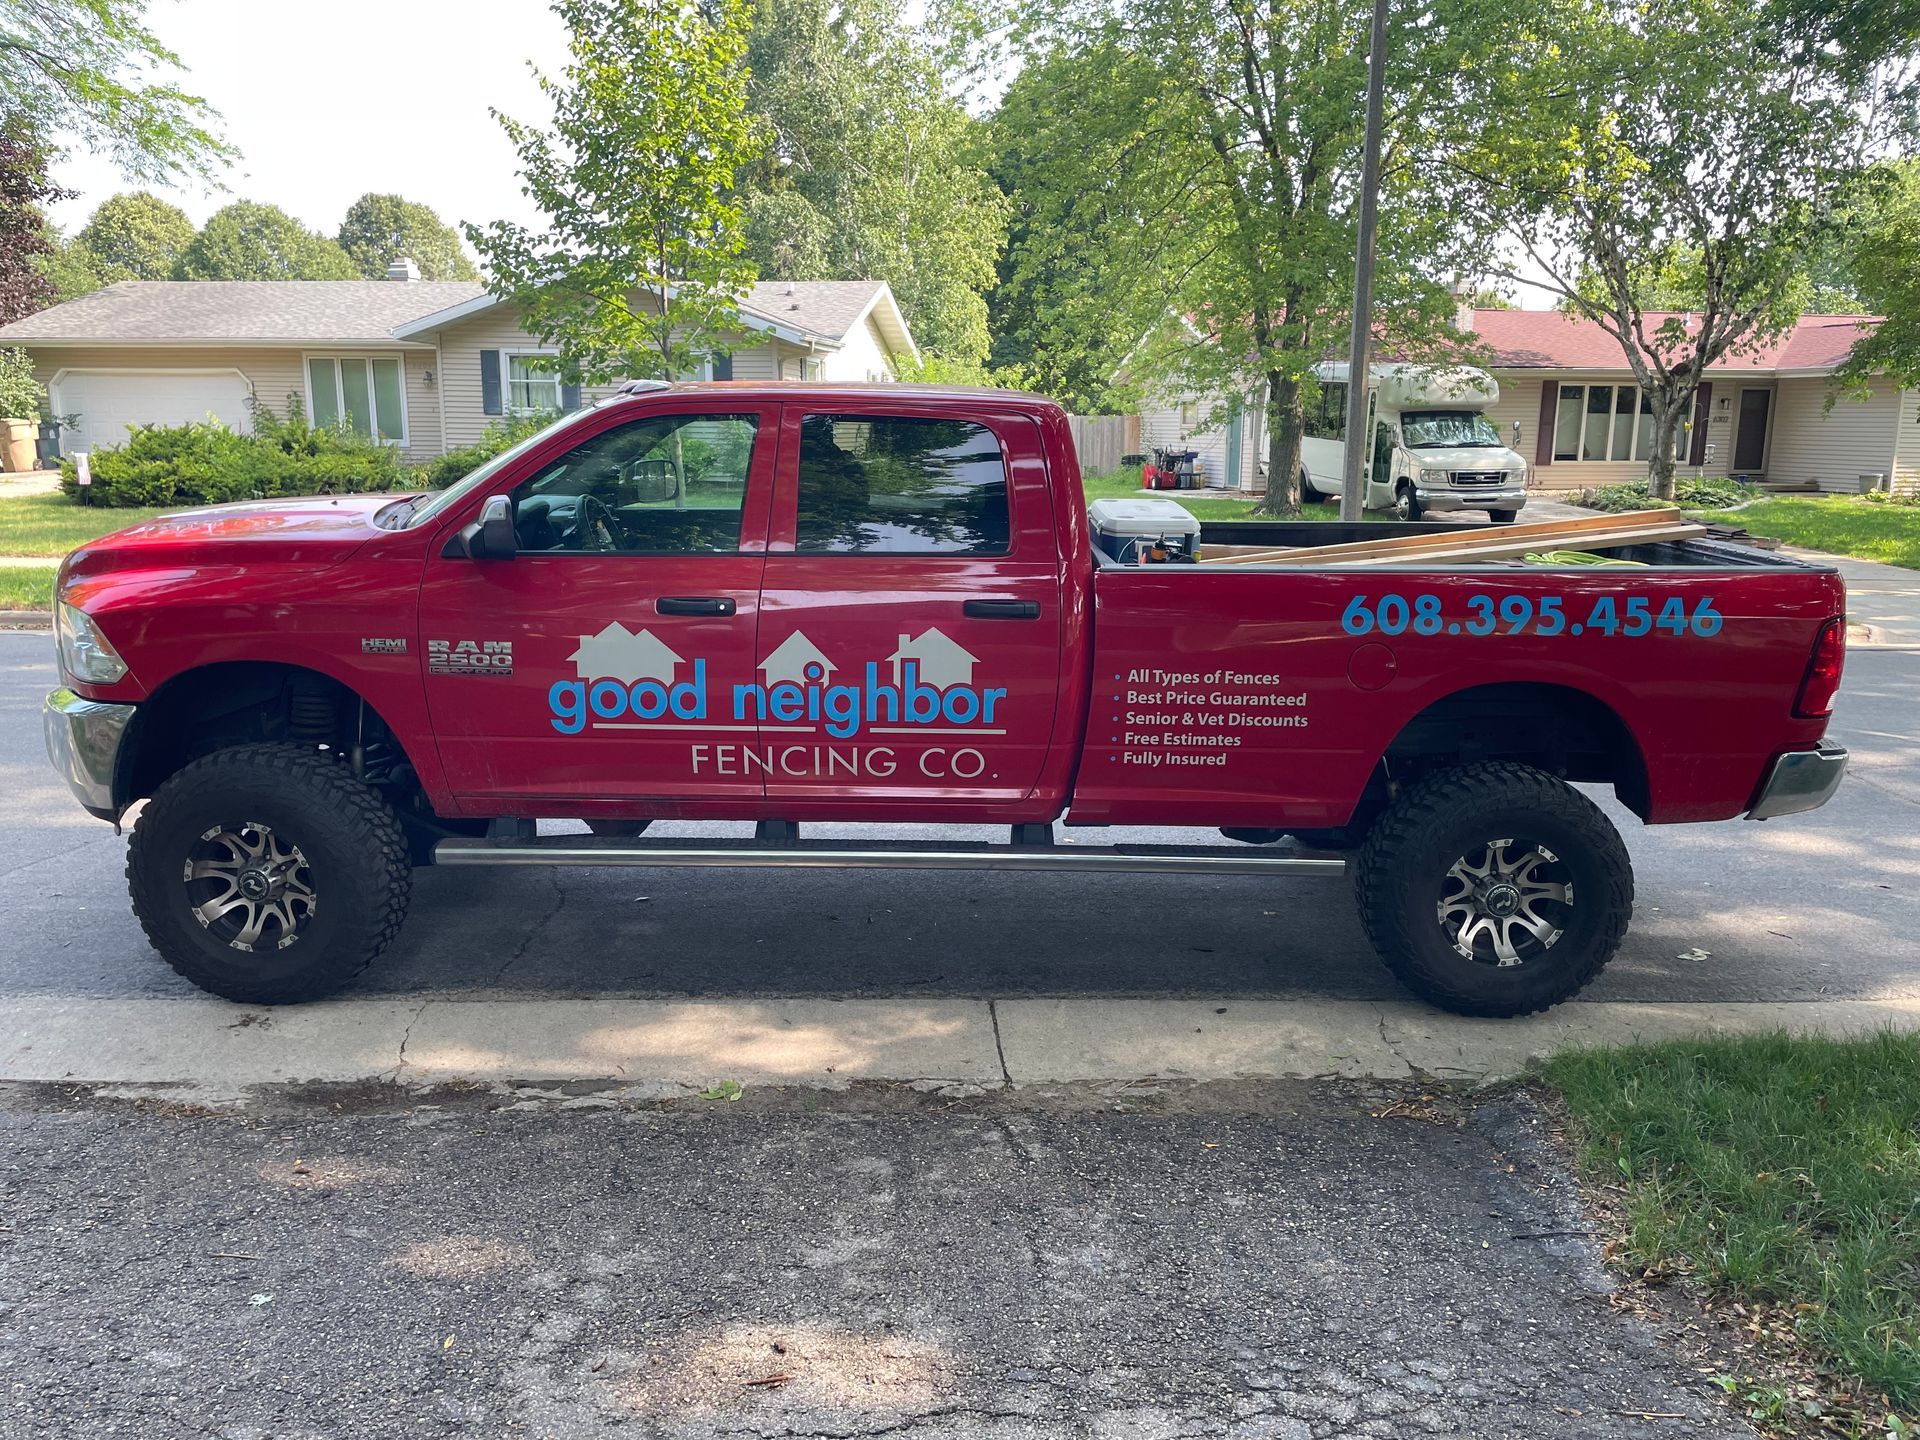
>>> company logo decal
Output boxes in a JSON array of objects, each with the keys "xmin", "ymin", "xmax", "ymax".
[
  {"xmin": 429, "ymin": 637, "xmax": 513, "ymax": 676},
  {"xmin": 547, "ymin": 624, "xmax": 1008, "ymax": 741}
]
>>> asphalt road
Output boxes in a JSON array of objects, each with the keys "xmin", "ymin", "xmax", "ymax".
[
  {"xmin": 4, "ymin": 629, "xmax": 1915, "ymax": 1007},
  {"xmin": 0, "ymin": 1085, "xmax": 1753, "ymax": 1440}
]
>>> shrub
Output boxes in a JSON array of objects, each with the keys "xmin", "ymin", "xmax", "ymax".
[
  {"xmin": 1575, "ymin": 475, "xmax": 1757, "ymax": 513},
  {"xmin": 0, "ymin": 348, "xmax": 42, "ymax": 421},
  {"xmin": 414, "ymin": 410, "xmax": 560, "ymax": 489},
  {"xmin": 59, "ymin": 400, "xmax": 413, "ymax": 508}
]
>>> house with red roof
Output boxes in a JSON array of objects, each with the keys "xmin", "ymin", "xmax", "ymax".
[{"xmin": 1141, "ymin": 306, "xmax": 1915, "ymax": 497}]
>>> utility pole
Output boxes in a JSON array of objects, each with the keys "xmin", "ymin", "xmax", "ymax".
[{"xmin": 1339, "ymin": 0, "xmax": 1390, "ymax": 523}]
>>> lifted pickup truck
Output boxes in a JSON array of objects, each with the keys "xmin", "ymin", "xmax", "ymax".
[{"xmin": 45, "ymin": 382, "xmax": 1848, "ymax": 1016}]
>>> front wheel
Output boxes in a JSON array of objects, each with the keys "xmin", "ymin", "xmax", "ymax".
[
  {"xmin": 1353, "ymin": 763, "xmax": 1632, "ymax": 1016},
  {"xmin": 1393, "ymin": 483, "xmax": 1423, "ymax": 521},
  {"xmin": 127, "ymin": 743, "xmax": 413, "ymax": 1004}
]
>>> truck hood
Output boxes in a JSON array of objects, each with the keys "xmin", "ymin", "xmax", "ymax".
[
  {"xmin": 64, "ymin": 493, "xmax": 414, "ymax": 577},
  {"xmin": 1404, "ymin": 445, "xmax": 1525, "ymax": 473}
]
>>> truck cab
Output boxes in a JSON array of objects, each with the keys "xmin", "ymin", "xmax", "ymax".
[{"xmin": 1302, "ymin": 362, "xmax": 1531, "ymax": 522}]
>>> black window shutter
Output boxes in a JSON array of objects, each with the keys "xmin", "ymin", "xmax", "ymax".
[
  {"xmin": 1534, "ymin": 380, "xmax": 1558, "ymax": 467},
  {"xmin": 710, "ymin": 352, "xmax": 734, "ymax": 382},
  {"xmin": 560, "ymin": 380, "xmax": 582, "ymax": 411},
  {"xmin": 1689, "ymin": 383, "xmax": 1713, "ymax": 466},
  {"xmin": 481, "ymin": 350, "xmax": 503, "ymax": 415}
]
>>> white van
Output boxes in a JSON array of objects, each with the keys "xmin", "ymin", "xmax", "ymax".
[{"xmin": 1300, "ymin": 362, "xmax": 1530, "ymax": 522}]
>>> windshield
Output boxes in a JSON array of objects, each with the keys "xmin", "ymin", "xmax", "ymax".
[
  {"xmin": 402, "ymin": 410, "xmax": 585, "ymax": 528},
  {"xmin": 1401, "ymin": 410, "xmax": 1503, "ymax": 449}
]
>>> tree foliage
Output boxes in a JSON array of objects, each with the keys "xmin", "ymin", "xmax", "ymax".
[
  {"xmin": 1460, "ymin": 0, "xmax": 1920, "ymax": 495},
  {"xmin": 1834, "ymin": 159, "xmax": 1920, "ymax": 391},
  {"xmin": 337, "ymin": 193, "xmax": 479, "ymax": 281},
  {"xmin": 0, "ymin": 122, "xmax": 72, "ymax": 324},
  {"xmin": 467, "ymin": 0, "xmax": 763, "ymax": 383},
  {"xmin": 739, "ymin": 0, "xmax": 1006, "ymax": 364},
  {"xmin": 0, "ymin": 0, "xmax": 232, "ymax": 184},
  {"xmin": 173, "ymin": 200, "xmax": 357, "ymax": 281},
  {"xmin": 76, "ymin": 191, "xmax": 195, "ymax": 281},
  {"xmin": 1004, "ymin": 0, "xmax": 1494, "ymax": 512}
]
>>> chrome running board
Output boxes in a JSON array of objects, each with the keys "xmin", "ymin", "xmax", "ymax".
[{"xmin": 431, "ymin": 836, "xmax": 1348, "ymax": 877}]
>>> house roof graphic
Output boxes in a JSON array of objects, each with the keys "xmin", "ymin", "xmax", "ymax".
[
  {"xmin": 889, "ymin": 627, "xmax": 979, "ymax": 689},
  {"xmin": 569, "ymin": 623, "xmax": 683, "ymax": 684},
  {"xmin": 759, "ymin": 631, "xmax": 837, "ymax": 686}
]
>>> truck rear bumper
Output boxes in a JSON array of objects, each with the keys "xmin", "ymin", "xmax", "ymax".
[
  {"xmin": 44, "ymin": 687, "xmax": 135, "ymax": 820},
  {"xmin": 1749, "ymin": 743, "xmax": 1848, "ymax": 820}
]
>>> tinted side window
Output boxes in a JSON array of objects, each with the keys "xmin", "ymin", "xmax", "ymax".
[
  {"xmin": 508, "ymin": 413, "xmax": 756, "ymax": 554},
  {"xmin": 795, "ymin": 414, "xmax": 1011, "ymax": 555}
]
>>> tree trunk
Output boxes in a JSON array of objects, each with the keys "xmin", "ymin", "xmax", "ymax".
[
  {"xmin": 1251, "ymin": 373, "xmax": 1303, "ymax": 517},
  {"xmin": 1644, "ymin": 389, "xmax": 1690, "ymax": 502}
]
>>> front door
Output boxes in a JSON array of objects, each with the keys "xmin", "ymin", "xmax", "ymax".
[
  {"xmin": 756, "ymin": 404, "xmax": 1063, "ymax": 811},
  {"xmin": 418, "ymin": 401, "xmax": 777, "ymax": 809},
  {"xmin": 1734, "ymin": 388, "xmax": 1771, "ymax": 473}
]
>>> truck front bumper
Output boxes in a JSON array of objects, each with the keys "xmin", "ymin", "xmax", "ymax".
[
  {"xmin": 1749, "ymin": 743, "xmax": 1849, "ymax": 820},
  {"xmin": 44, "ymin": 687, "xmax": 135, "ymax": 820},
  {"xmin": 1412, "ymin": 485, "xmax": 1528, "ymax": 514}
]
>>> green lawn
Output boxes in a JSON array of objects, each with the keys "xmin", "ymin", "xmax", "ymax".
[
  {"xmin": 1082, "ymin": 468, "xmax": 1363, "ymax": 521},
  {"xmin": 0, "ymin": 564, "xmax": 56, "ymax": 610},
  {"xmin": 1696, "ymin": 496, "xmax": 1920, "ymax": 570},
  {"xmin": 1548, "ymin": 1032, "xmax": 1920, "ymax": 1417},
  {"xmin": 0, "ymin": 491, "xmax": 172, "ymax": 557}
]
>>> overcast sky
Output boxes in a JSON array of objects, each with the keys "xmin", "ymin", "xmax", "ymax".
[{"xmin": 46, "ymin": 0, "xmax": 574, "ymax": 240}]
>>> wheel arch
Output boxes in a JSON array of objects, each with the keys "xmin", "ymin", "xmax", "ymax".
[{"xmin": 1380, "ymin": 681, "xmax": 1652, "ymax": 821}]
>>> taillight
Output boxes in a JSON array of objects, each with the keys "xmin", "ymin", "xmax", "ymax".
[{"xmin": 1794, "ymin": 618, "xmax": 1845, "ymax": 719}]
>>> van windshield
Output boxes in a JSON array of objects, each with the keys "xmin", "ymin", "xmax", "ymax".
[{"xmin": 1401, "ymin": 410, "xmax": 1502, "ymax": 449}]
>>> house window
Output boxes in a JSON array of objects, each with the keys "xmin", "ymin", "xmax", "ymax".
[
  {"xmin": 507, "ymin": 353, "xmax": 562, "ymax": 413},
  {"xmin": 307, "ymin": 356, "xmax": 405, "ymax": 443},
  {"xmin": 1551, "ymin": 383, "xmax": 1679, "ymax": 463},
  {"xmin": 710, "ymin": 353, "xmax": 733, "ymax": 382},
  {"xmin": 803, "ymin": 358, "xmax": 824, "ymax": 381}
]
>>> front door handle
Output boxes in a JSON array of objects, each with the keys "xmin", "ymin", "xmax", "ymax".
[
  {"xmin": 963, "ymin": 599, "xmax": 1041, "ymax": 620},
  {"xmin": 656, "ymin": 596, "xmax": 737, "ymax": 617}
]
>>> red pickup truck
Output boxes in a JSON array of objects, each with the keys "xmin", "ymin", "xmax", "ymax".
[{"xmin": 45, "ymin": 382, "xmax": 1848, "ymax": 1016}]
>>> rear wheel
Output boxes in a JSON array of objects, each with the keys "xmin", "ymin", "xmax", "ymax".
[
  {"xmin": 1353, "ymin": 763, "xmax": 1631, "ymax": 1016},
  {"xmin": 127, "ymin": 743, "xmax": 412, "ymax": 1004}
]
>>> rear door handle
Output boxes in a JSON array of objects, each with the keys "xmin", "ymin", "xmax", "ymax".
[
  {"xmin": 656, "ymin": 596, "xmax": 736, "ymax": 617},
  {"xmin": 963, "ymin": 599, "xmax": 1041, "ymax": 620}
]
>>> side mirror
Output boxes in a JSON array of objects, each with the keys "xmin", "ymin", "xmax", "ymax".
[{"xmin": 454, "ymin": 494, "xmax": 518, "ymax": 560}]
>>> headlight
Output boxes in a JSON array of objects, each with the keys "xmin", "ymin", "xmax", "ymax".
[
  {"xmin": 1418, "ymin": 467, "xmax": 1449, "ymax": 485},
  {"xmin": 56, "ymin": 602, "xmax": 128, "ymax": 684}
]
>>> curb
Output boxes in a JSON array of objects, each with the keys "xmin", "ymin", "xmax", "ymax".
[{"xmin": 0, "ymin": 609, "xmax": 50, "ymax": 629}]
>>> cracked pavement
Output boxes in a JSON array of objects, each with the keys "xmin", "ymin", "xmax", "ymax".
[{"xmin": 0, "ymin": 1085, "xmax": 1753, "ymax": 1440}]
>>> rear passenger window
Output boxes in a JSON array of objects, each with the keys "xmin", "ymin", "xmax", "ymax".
[{"xmin": 795, "ymin": 413, "xmax": 1011, "ymax": 555}]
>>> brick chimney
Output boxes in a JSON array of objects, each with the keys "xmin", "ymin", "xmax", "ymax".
[
  {"xmin": 385, "ymin": 256, "xmax": 421, "ymax": 282},
  {"xmin": 1451, "ymin": 280, "xmax": 1475, "ymax": 334}
]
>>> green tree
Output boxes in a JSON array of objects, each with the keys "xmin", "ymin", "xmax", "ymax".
[
  {"xmin": 75, "ymin": 191, "xmax": 195, "ymax": 281},
  {"xmin": 1007, "ymin": 0, "xmax": 1492, "ymax": 514},
  {"xmin": 1, "ymin": 122, "xmax": 72, "ymax": 323},
  {"xmin": 1834, "ymin": 160, "xmax": 1920, "ymax": 390},
  {"xmin": 1, "ymin": 0, "xmax": 232, "ymax": 184},
  {"xmin": 466, "ymin": 0, "xmax": 764, "ymax": 382},
  {"xmin": 173, "ymin": 200, "xmax": 357, "ymax": 280},
  {"xmin": 739, "ymin": 0, "xmax": 1007, "ymax": 365},
  {"xmin": 36, "ymin": 223, "xmax": 103, "ymax": 302},
  {"xmin": 337, "ymin": 193, "xmax": 478, "ymax": 280},
  {"xmin": 1461, "ymin": 0, "xmax": 1919, "ymax": 497}
]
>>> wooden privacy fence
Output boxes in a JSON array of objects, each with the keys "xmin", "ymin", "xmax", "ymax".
[{"xmin": 1067, "ymin": 414, "xmax": 1139, "ymax": 476}]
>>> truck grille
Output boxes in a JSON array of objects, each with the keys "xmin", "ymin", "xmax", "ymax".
[{"xmin": 1450, "ymin": 471, "xmax": 1508, "ymax": 488}]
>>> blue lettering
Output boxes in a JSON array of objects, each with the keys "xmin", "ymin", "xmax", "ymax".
[
  {"xmin": 823, "ymin": 683, "xmax": 859, "ymax": 739},
  {"xmin": 982, "ymin": 687, "xmax": 1006, "ymax": 723},
  {"xmin": 589, "ymin": 679, "xmax": 626, "ymax": 718},
  {"xmin": 550, "ymin": 680, "xmax": 587, "ymax": 734},
  {"xmin": 630, "ymin": 680, "xmax": 668, "ymax": 719},
  {"xmin": 942, "ymin": 687, "xmax": 980, "ymax": 724},
  {"xmin": 670, "ymin": 660, "xmax": 707, "ymax": 719},
  {"xmin": 864, "ymin": 662, "xmax": 898, "ymax": 723},
  {"xmin": 902, "ymin": 662, "xmax": 940, "ymax": 723},
  {"xmin": 769, "ymin": 683, "xmax": 804, "ymax": 722},
  {"xmin": 733, "ymin": 681, "xmax": 765, "ymax": 721}
]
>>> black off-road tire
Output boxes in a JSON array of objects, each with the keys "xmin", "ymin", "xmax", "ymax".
[
  {"xmin": 127, "ymin": 744, "xmax": 412, "ymax": 1004},
  {"xmin": 1353, "ymin": 763, "xmax": 1632, "ymax": 1017}
]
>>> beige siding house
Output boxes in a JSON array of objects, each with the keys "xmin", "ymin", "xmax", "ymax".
[
  {"xmin": 0, "ymin": 276, "xmax": 918, "ymax": 463},
  {"xmin": 1148, "ymin": 308, "xmax": 1911, "ymax": 496}
]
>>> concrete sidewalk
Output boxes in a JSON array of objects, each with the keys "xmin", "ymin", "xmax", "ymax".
[
  {"xmin": 1797, "ymin": 549, "xmax": 1920, "ymax": 645},
  {"xmin": 7, "ymin": 993, "xmax": 1917, "ymax": 1097}
]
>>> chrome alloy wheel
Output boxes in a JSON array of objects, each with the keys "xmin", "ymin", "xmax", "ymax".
[
  {"xmin": 182, "ymin": 822, "xmax": 317, "ymax": 953},
  {"xmin": 1437, "ymin": 837, "xmax": 1572, "ymax": 968}
]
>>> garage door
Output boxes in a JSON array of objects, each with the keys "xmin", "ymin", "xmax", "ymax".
[{"xmin": 53, "ymin": 371, "xmax": 253, "ymax": 452}]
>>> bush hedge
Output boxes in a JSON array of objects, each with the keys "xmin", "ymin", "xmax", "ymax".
[
  {"xmin": 56, "ymin": 404, "xmax": 563, "ymax": 508},
  {"xmin": 1575, "ymin": 475, "xmax": 1757, "ymax": 513}
]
